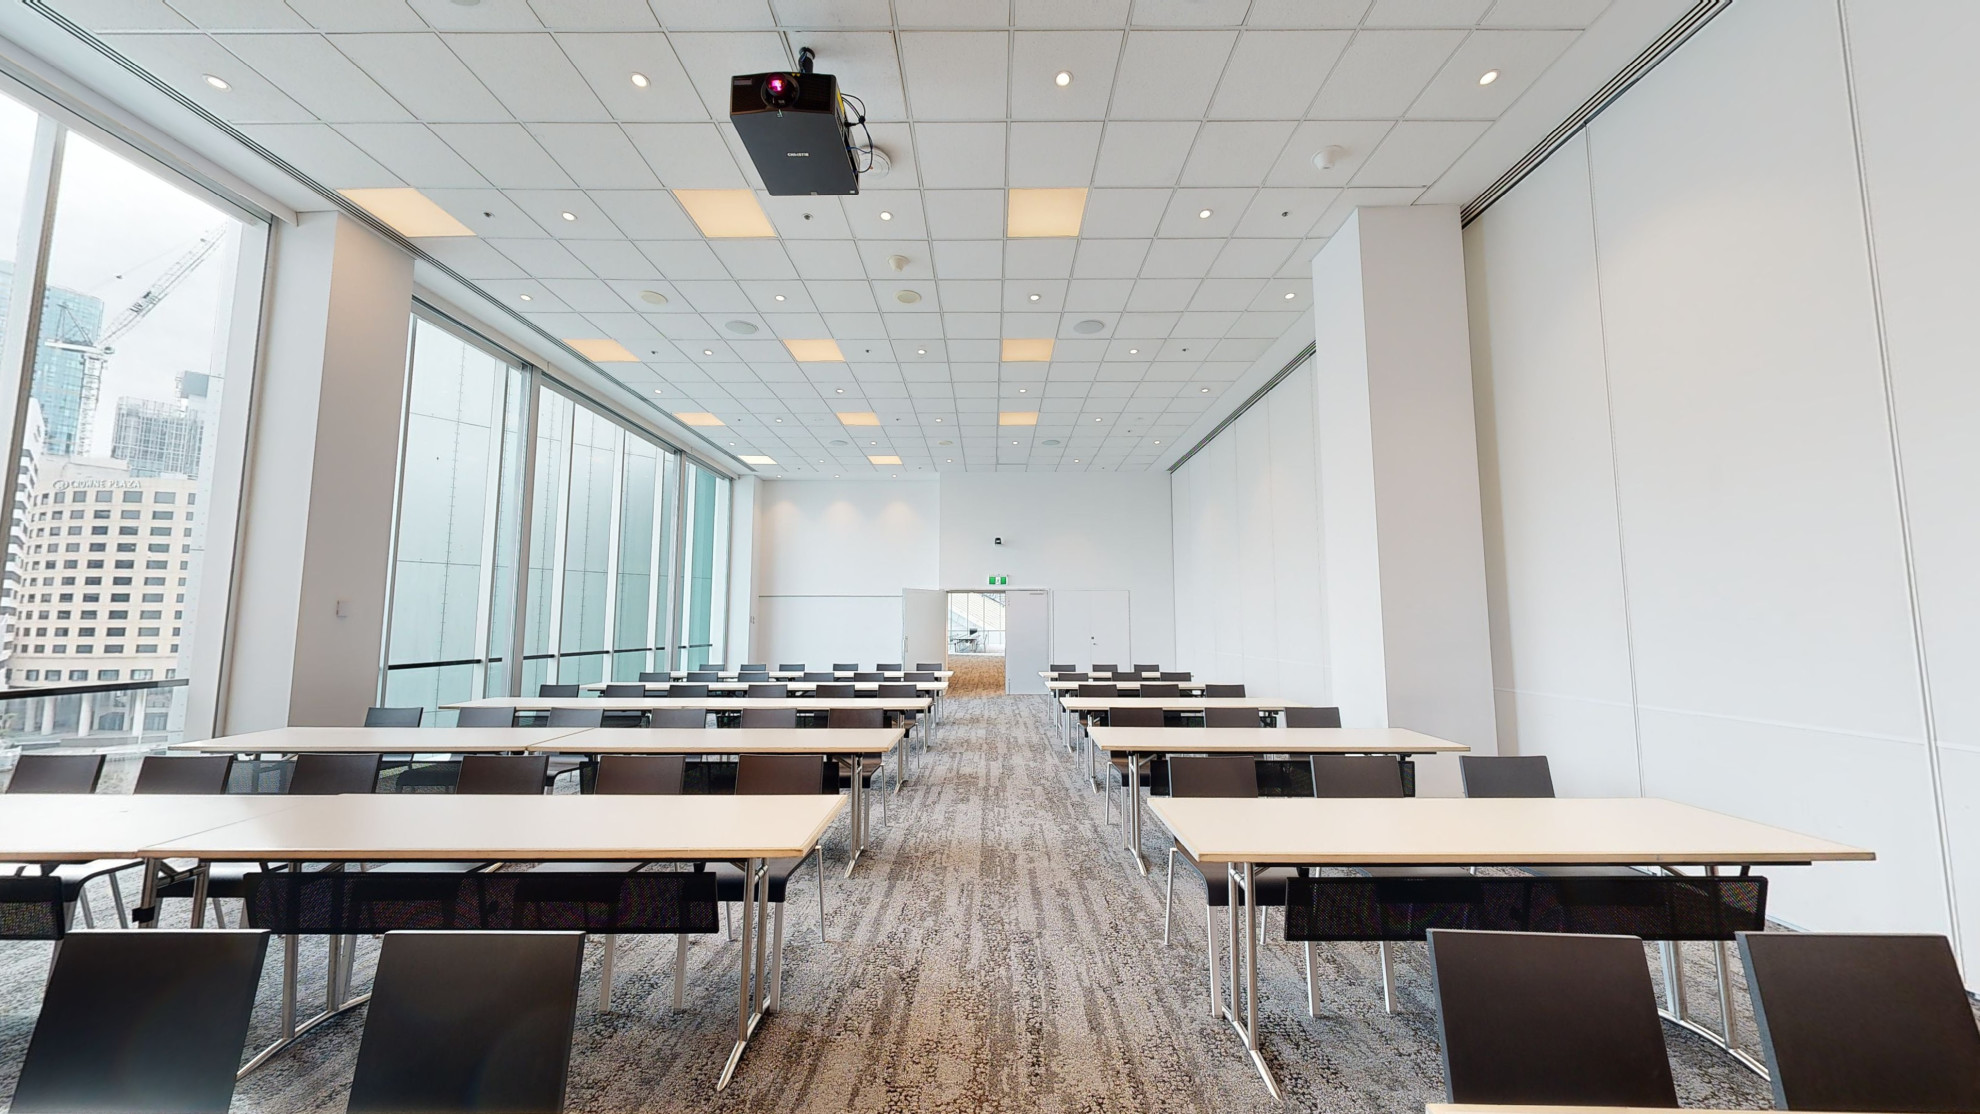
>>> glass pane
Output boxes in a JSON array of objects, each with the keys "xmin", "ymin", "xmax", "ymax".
[
  {"xmin": 0, "ymin": 94, "xmax": 46, "ymax": 713},
  {"xmin": 481, "ymin": 364, "xmax": 527, "ymax": 697},
  {"xmin": 653, "ymin": 447, "xmax": 677, "ymax": 669},
  {"xmin": 521, "ymin": 388, "xmax": 570, "ymax": 695},
  {"xmin": 611, "ymin": 435, "xmax": 658, "ymax": 680},
  {"xmin": 9, "ymin": 126, "xmax": 254, "ymax": 755},
  {"xmin": 557, "ymin": 406, "xmax": 615, "ymax": 684},
  {"xmin": 680, "ymin": 462, "xmax": 724, "ymax": 669}
]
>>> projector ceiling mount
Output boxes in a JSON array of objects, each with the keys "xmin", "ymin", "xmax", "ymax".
[{"xmin": 730, "ymin": 47, "xmax": 873, "ymax": 196}]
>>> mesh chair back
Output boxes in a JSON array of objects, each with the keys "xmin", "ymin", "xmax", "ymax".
[
  {"xmin": 455, "ymin": 706, "xmax": 516, "ymax": 728},
  {"xmin": 1203, "ymin": 683, "xmax": 1246, "ymax": 698},
  {"xmin": 545, "ymin": 706, "xmax": 604, "ymax": 729},
  {"xmin": 915, "ymin": 662, "xmax": 944, "ymax": 671},
  {"xmin": 602, "ymin": 683, "xmax": 648, "ymax": 698},
  {"xmin": 1204, "ymin": 707, "xmax": 1261, "ymax": 728},
  {"xmin": 1284, "ymin": 706, "xmax": 1344, "ymax": 728},
  {"xmin": 289, "ymin": 753, "xmax": 382, "ymax": 795},
  {"xmin": 648, "ymin": 708, "xmax": 707, "ymax": 728},
  {"xmin": 738, "ymin": 671, "xmax": 771, "ymax": 684},
  {"xmin": 1091, "ymin": 663, "xmax": 1119, "ymax": 674},
  {"xmin": 740, "ymin": 708, "xmax": 797, "ymax": 729},
  {"xmin": 1168, "ymin": 755, "xmax": 1259, "ymax": 798},
  {"xmin": 828, "ymin": 707, "xmax": 885, "ymax": 729},
  {"xmin": 736, "ymin": 753, "xmax": 833, "ymax": 795},
  {"xmin": 6, "ymin": 753, "xmax": 104, "ymax": 794},
  {"xmin": 1739, "ymin": 931, "xmax": 1980, "ymax": 1113},
  {"xmin": 1138, "ymin": 682, "xmax": 1180, "ymax": 697},
  {"xmin": 905, "ymin": 671, "xmax": 936, "ymax": 681},
  {"xmin": 456, "ymin": 754, "xmax": 550, "ymax": 795},
  {"xmin": 815, "ymin": 683, "xmax": 855, "ymax": 698},
  {"xmin": 740, "ymin": 664, "xmax": 768, "ymax": 672},
  {"xmin": 1133, "ymin": 664, "xmax": 1160, "ymax": 673},
  {"xmin": 364, "ymin": 706, "xmax": 424, "ymax": 727},
  {"xmin": 832, "ymin": 663, "xmax": 859, "ymax": 671},
  {"xmin": 1310, "ymin": 755, "xmax": 1404, "ymax": 798},
  {"xmin": 779, "ymin": 663, "xmax": 806, "ymax": 672},
  {"xmin": 1159, "ymin": 671, "xmax": 1191, "ymax": 681},
  {"xmin": 1049, "ymin": 663, "xmax": 1075, "ymax": 672},
  {"xmin": 703, "ymin": 664, "xmax": 727, "ymax": 671},
  {"xmin": 595, "ymin": 755, "xmax": 685, "ymax": 795},
  {"xmin": 875, "ymin": 663, "xmax": 903, "ymax": 672},
  {"xmin": 687, "ymin": 671, "xmax": 720, "ymax": 681},
  {"xmin": 0, "ymin": 875, "xmax": 67, "ymax": 939},
  {"xmin": 1460, "ymin": 755, "xmax": 1555, "ymax": 798},
  {"xmin": 347, "ymin": 931, "xmax": 582, "ymax": 1114},
  {"xmin": 877, "ymin": 683, "xmax": 917, "ymax": 699},
  {"xmin": 1108, "ymin": 707, "xmax": 1164, "ymax": 728},
  {"xmin": 669, "ymin": 683, "xmax": 709, "ymax": 698},
  {"xmin": 803, "ymin": 671, "xmax": 835, "ymax": 680},
  {"xmin": 1076, "ymin": 683, "xmax": 1117, "ymax": 698},
  {"xmin": 852, "ymin": 671, "xmax": 883, "ymax": 681},
  {"xmin": 1428, "ymin": 928, "xmax": 1677, "ymax": 1107},
  {"xmin": 13, "ymin": 930, "xmax": 269, "ymax": 1114},
  {"xmin": 638, "ymin": 672, "xmax": 670, "ymax": 682},
  {"xmin": 537, "ymin": 685, "xmax": 581, "ymax": 698},
  {"xmin": 1055, "ymin": 672, "xmax": 1089, "ymax": 681},
  {"xmin": 134, "ymin": 755, "xmax": 234, "ymax": 795},
  {"xmin": 746, "ymin": 683, "xmax": 788, "ymax": 698}
]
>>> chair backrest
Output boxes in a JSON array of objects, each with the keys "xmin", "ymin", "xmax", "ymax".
[
  {"xmin": 289, "ymin": 752, "xmax": 382, "ymax": 795},
  {"xmin": 6, "ymin": 753, "xmax": 105, "ymax": 794},
  {"xmin": 668, "ymin": 683, "xmax": 709, "ymax": 698},
  {"xmin": 544, "ymin": 706, "xmax": 604, "ymax": 729},
  {"xmin": 735, "ymin": 753, "xmax": 832, "ymax": 795},
  {"xmin": 638, "ymin": 671, "xmax": 670, "ymax": 682},
  {"xmin": 1055, "ymin": 672, "xmax": 1089, "ymax": 681},
  {"xmin": 1738, "ymin": 931, "xmax": 1980, "ymax": 1113},
  {"xmin": 740, "ymin": 708, "xmax": 797, "ymax": 729},
  {"xmin": 1284, "ymin": 706, "xmax": 1343, "ymax": 728},
  {"xmin": 1076, "ymin": 683, "xmax": 1118, "ymax": 698},
  {"xmin": 455, "ymin": 754, "xmax": 550, "ymax": 795},
  {"xmin": 746, "ymin": 683, "xmax": 788, "ymax": 698},
  {"xmin": 1428, "ymin": 928, "xmax": 1677, "ymax": 1107},
  {"xmin": 1091, "ymin": 663, "xmax": 1118, "ymax": 673},
  {"xmin": 1160, "ymin": 671, "xmax": 1191, "ymax": 681},
  {"xmin": 905, "ymin": 671, "xmax": 936, "ymax": 681},
  {"xmin": 778, "ymin": 663, "xmax": 806, "ymax": 672},
  {"xmin": 133, "ymin": 755, "xmax": 234, "ymax": 795},
  {"xmin": 1049, "ymin": 663, "xmax": 1075, "ymax": 672},
  {"xmin": 347, "ymin": 931, "xmax": 583, "ymax": 1114},
  {"xmin": 852, "ymin": 671, "xmax": 883, "ymax": 681},
  {"xmin": 364, "ymin": 706, "xmax": 424, "ymax": 727},
  {"xmin": 740, "ymin": 664, "xmax": 767, "ymax": 672},
  {"xmin": 737, "ymin": 671, "xmax": 771, "ymax": 684},
  {"xmin": 13, "ymin": 929, "xmax": 269, "ymax": 1114},
  {"xmin": 815, "ymin": 683, "xmax": 856, "ymax": 698},
  {"xmin": 915, "ymin": 662, "xmax": 944, "ymax": 671},
  {"xmin": 1460, "ymin": 754, "xmax": 1555, "ymax": 798},
  {"xmin": 877, "ymin": 683, "xmax": 917, "ymax": 699},
  {"xmin": 1138, "ymin": 682, "xmax": 1180, "ymax": 698},
  {"xmin": 1133, "ymin": 663, "xmax": 1160, "ymax": 673},
  {"xmin": 455, "ymin": 706, "xmax": 516, "ymax": 728},
  {"xmin": 648, "ymin": 708, "xmax": 707, "ymax": 728},
  {"xmin": 831, "ymin": 662, "xmax": 859, "ymax": 671},
  {"xmin": 602, "ymin": 683, "xmax": 647, "ymax": 698},
  {"xmin": 803, "ymin": 671, "xmax": 835, "ymax": 680},
  {"xmin": 1167, "ymin": 755, "xmax": 1259, "ymax": 798},
  {"xmin": 828, "ymin": 707, "xmax": 886, "ymax": 729},
  {"xmin": 686, "ymin": 671, "xmax": 720, "ymax": 681},
  {"xmin": 1309, "ymin": 755, "xmax": 1404, "ymax": 798},
  {"xmin": 1203, "ymin": 707, "xmax": 1260, "ymax": 728},
  {"xmin": 703, "ymin": 663, "xmax": 727, "ymax": 671},
  {"xmin": 536, "ymin": 685, "xmax": 580, "ymax": 698},
  {"xmin": 594, "ymin": 754, "xmax": 685, "ymax": 795},
  {"xmin": 1203, "ymin": 683, "xmax": 1246, "ymax": 698},
  {"xmin": 1108, "ymin": 707, "xmax": 1164, "ymax": 728},
  {"xmin": 872, "ymin": 662, "xmax": 900, "ymax": 672}
]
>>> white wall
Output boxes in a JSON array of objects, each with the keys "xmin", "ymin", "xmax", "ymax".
[{"xmin": 1466, "ymin": 0, "xmax": 1977, "ymax": 969}]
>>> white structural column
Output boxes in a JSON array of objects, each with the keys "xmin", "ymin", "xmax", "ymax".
[
  {"xmin": 1312, "ymin": 206, "xmax": 1497, "ymax": 787},
  {"xmin": 220, "ymin": 211, "xmax": 415, "ymax": 731}
]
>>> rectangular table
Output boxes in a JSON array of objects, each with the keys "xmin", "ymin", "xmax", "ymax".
[
  {"xmin": 1088, "ymin": 727, "xmax": 1471, "ymax": 872},
  {"xmin": 585, "ymin": 680, "xmax": 948, "ymax": 694},
  {"xmin": 1146, "ymin": 795, "xmax": 1874, "ymax": 1098},
  {"xmin": 446, "ymin": 697, "xmax": 939, "ymax": 752},
  {"xmin": 666, "ymin": 670, "xmax": 953, "ymax": 680},
  {"xmin": 0, "ymin": 794, "xmax": 307, "ymax": 861},
  {"xmin": 172, "ymin": 726, "xmax": 592, "ymax": 754},
  {"xmin": 145, "ymin": 793, "xmax": 846, "ymax": 1091}
]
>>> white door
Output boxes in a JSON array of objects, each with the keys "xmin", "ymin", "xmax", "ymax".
[
  {"xmin": 1003, "ymin": 590, "xmax": 1051, "ymax": 694},
  {"xmin": 900, "ymin": 589, "xmax": 948, "ymax": 668},
  {"xmin": 1053, "ymin": 589, "xmax": 1132, "ymax": 669}
]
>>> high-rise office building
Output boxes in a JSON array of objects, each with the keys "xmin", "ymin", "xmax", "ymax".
[
  {"xmin": 110, "ymin": 387, "xmax": 204, "ymax": 478},
  {"xmin": 0, "ymin": 262, "xmax": 104, "ymax": 459}
]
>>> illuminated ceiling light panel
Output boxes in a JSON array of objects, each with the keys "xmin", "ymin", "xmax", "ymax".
[
  {"xmin": 837, "ymin": 411, "xmax": 881, "ymax": 426},
  {"xmin": 998, "ymin": 412, "xmax": 1039, "ymax": 426},
  {"xmin": 739, "ymin": 455, "xmax": 777, "ymax": 465},
  {"xmin": 672, "ymin": 189, "xmax": 777, "ymax": 238},
  {"xmin": 337, "ymin": 188, "xmax": 474, "ymax": 238},
  {"xmin": 674, "ymin": 412, "xmax": 725, "ymax": 426},
  {"xmin": 562, "ymin": 337, "xmax": 639, "ymax": 362},
  {"xmin": 1001, "ymin": 338, "xmax": 1054, "ymax": 362},
  {"xmin": 782, "ymin": 337, "xmax": 846, "ymax": 362},
  {"xmin": 868, "ymin": 454, "xmax": 902, "ymax": 465},
  {"xmin": 1006, "ymin": 188, "xmax": 1087, "ymax": 238}
]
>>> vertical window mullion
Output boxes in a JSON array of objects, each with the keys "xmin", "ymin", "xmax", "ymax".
[{"xmin": 0, "ymin": 118, "xmax": 64, "ymax": 586}]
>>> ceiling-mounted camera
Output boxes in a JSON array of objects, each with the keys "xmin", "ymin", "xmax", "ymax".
[{"xmin": 730, "ymin": 46, "xmax": 874, "ymax": 196}]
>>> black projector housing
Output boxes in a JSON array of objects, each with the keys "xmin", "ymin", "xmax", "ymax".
[{"xmin": 730, "ymin": 71, "xmax": 859, "ymax": 196}]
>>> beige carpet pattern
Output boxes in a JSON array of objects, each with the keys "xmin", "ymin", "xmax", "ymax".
[{"xmin": 0, "ymin": 694, "xmax": 1777, "ymax": 1112}]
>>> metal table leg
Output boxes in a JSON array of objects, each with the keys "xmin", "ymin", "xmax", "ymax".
[
  {"xmin": 1220, "ymin": 862, "xmax": 1281, "ymax": 1098},
  {"xmin": 717, "ymin": 856, "xmax": 764, "ymax": 1091},
  {"xmin": 845, "ymin": 759, "xmax": 866, "ymax": 878},
  {"xmin": 1654, "ymin": 865, "xmax": 1768, "ymax": 1079}
]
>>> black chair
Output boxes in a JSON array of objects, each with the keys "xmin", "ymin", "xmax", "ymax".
[
  {"xmin": 832, "ymin": 662, "xmax": 859, "ymax": 672},
  {"xmin": 702, "ymin": 663, "xmax": 728, "ymax": 671},
  {"xmin": 6, "ymin": 753, "xmax": 104, "ymax": 794},
  {"xmin": 707, "ymin": 755, "xmax": 835, "ymax": 1002},
  {"xmin": 740, "ymin": 663, "xmax": 768, "ymax": 672},
  {"xmin": 904, "ymin": 671, "xmax": 936, "ymax": 681},
  {"xmin": 1133, "ymin": 663, "xmax": 1160, "ymax": 674},
  {"xmin": 687, "ymin": 671, "xmax": 720, "ymax": 682},
  {"xmin": 740, "ymin": 708, "xmax": 797, "ymax": 728},
  {"xmin": 1284, "ymin": 706, "xmax": 1343, "ymax": 728},
  {"xmin": 877, "ymin": 682, "xmax": 922, "ymax": 753},
  {"xmin": 364, "ymin": 707, "xmax": 424, "ymax": 727},
  {"xmin": 594, "ymin": 755, "xmax": 685, "ymax": 795},
  {"xmin": 802, "ymin": 671, "xmax": 835, "ymax": 681},
  {"xmin": 1203, "ymin": 683, "xmax": 1245, "ymax": 698},
  {"xmin": 455, "ymin": 706, "xmax": 516, "ymax": 727},
  {"xmin": 746, "ymin": 683, "xmax": 788, "ymax": 698},
  {"xmin": 1137, "ymin": 682, "xmax": 1180, "ymax": 698},
  {"xmin": 852, "ymin": 671, "xmax": 883, "ymax": 682},
  {"xmin": 914, "ymin": 662, "xmax": 944, "ymax": 671},
  {"xmin": 1054, "ymin": 671, "xmax": 1088, "ymax": 681},
  {"xmin": 1049, "ymin": 663, "xmax": 1075, "ymax": 672},
  {"xmin": 1428, "ymin": 928, "xmax": 1678, "ymax": 1108},
  {"xmin": 1203, "ymin": 707, "xmax": 1260, "ymax": 727},
  {"xmin": 1459, "ymin": 754, "xmax": 1554, "ymax": 797},
  {"xmin": 602, "ymin": 683, "xmax": 647, "ymax": 698},
  {"xmin": 828, "ymin": 707, "xmax": 885, "ymax": 730},
  {"xmin": 874, "ymin": 662, "xmax": 902, "ymax": 672},
  {"xmin": 638, "ymin": 671, "xmax": 671, "ymax": 683},
  {"xmin": 12, "ymin": 930, "xmax": 269, "ymax": 1114},
  {"xmin": 1738, "ymin": 931, "xmax": 1980, "ymax": 1112},
  {"xmin": 347, "ymin": 931, "xmax": 583, "ymax": 1114},
  {"xmin": 1162, "ymin": 756, "xmax": 1296, "ymax": 1017},
  {"xmin": 48, "ymin": 755, "xmax": 233, "ymax": 928},
  {"xmin": 290, "ymin": 752, "xmax": 382, "ymax": 795},
  {"xmin": 669, "ymin": 683, "xmax": 709, "ymax": 698},
  {"xmin": 1091, "ymin": 663, "xmax": 1118, "ymax": 674},
  {"xmin": 457, "ymin": 754, "xmax": 552, "ymax": 795},
  {"xmin": 778, "ymin": 663, "xmax": 806, "ymax": 672},
  {"xmin": 649, "ymin": 708, "xmax": 707, "ymax": 728},
  {"xmin": 598, "ymin": 684, "xmax": 649, "ymax": 729},
  {"xmin": 1104, "ymin": 707, "xmax": 1165, "ymax": 825},
  {"xmin": 545, "ymin": 706, "xmax": 604, "ymax": 729},
  {"xmin": 1159, "ymin": 671, "xmax": 1191, "ymax": 682},
  {"xmin": 538, "ymin": 685, "xmax": 580, "ymax": 698},
  {"xmin": 815, "ymin": 683, "xmax": 855, "ymax": 698}
]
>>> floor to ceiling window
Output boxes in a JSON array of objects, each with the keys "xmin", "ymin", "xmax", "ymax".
[
  {"xmin": 678, "ymin": 461, "xmax": 730, "ymax": 670},
  {"xmin": 0, "ymin": 89, "xmax": 264, "ymax": 753}
]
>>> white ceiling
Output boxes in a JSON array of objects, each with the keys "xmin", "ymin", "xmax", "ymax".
[{"xmin": 41, "ymin": 0, "xmax": 1688, "ymax": 476}]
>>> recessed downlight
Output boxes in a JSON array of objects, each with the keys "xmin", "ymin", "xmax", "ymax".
[
  {"xmin": 203, "ymin": 74, "xmax": 230, "ymax": 90},
  {"xmin": 1128, "ymin": 348, "xmax": 1139, "ymax": 354},
  {"xmin": 702, "ymin": 349, "xmax": 714, "ymax": 356},
  {"xmin": 916, "ymin": 348, "xmax": 927, "ymax": 355},
  {"xmin": 1197, "ymin": 208, "xmax": 1213, "ymax": 219},
  {"xmin": 638, "ymin": 289, "xmax": 668, "ymax": 306},
  {"xmin": 896, "ymin": 289, "xmax": 922, "ymax": 304},
  {"xmin": 1073, "ymin": 319, "xmax": 1105, "ymax": 334},
  {"xmin": 1284, "ymin": 291, "xmax": 1297, "ymax": 299},
  {"xmin": 518, "ymin": 293, "xmax": 533, "ymax": 301},
  {"xmin": 1200, "ymin": 387, "xmax": 1211, "ymax": 393},
  {"xmin": 879, "ymin": 210, "xmax": 893, "ymax": 221},
  {"xmin": 560, "ymin": 211, "xmax": 577, "ymax": 221},
  {"xmin": 1028, "ymin": 293, "xmax": 1040, "ymax": 301},
  {"xmin": 725, "ymin": 320, "xmax": 758, "ymax": 334},
  {"xmin": 630, "ymin": 72, "xmax": 650, "ymax": 88},
  {"xmin": 1479, "ymin": 69, "xmax": 1500, "ymax": 85},
  {"xmin": 1055, "ymin": 70, "xmax": 1073, "ymax": 87}
]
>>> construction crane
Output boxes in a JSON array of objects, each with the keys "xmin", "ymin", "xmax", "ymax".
[{"xmin": 42, "ymin": 224, "xmax": 230, "ymax": 453}]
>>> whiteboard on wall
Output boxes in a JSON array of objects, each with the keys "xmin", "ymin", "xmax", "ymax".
[{"xmin": 754, "ymin": 595, "xmax": 902, "ymax": 668}]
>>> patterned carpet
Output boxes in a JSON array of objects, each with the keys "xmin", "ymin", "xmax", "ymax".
[{"xmin": 0, "ymin": 695, "xmax": 1775, "ymax": 1112}]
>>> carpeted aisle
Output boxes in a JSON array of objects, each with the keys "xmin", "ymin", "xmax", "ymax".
[{"xmin": 0, "ymin": 694, "xmax": 1777, "ymax": 1112}]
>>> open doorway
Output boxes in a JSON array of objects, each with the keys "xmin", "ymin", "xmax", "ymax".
[{"xmin": 946, "ymin": 590, "xmax": 1007, "ymax": 695}]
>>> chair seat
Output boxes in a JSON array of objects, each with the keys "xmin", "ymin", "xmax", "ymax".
[
  {"xmin": 835, "ymin": 757, "xmax": 881, "ymax": 789},
  {"xmin": 707, "ymin": 858, "xmax": 804, "ymax": 904},
  {"xmin": 42, "ymin": 859, "xmax": 141, "ymax": 901},
  {"xmin": 1175, "ymin": 845, "xmax": 1295, "ymax": 907},
  {"xmin": 527, "ymin": 861, "xmax": 645, "ymax": 874}
]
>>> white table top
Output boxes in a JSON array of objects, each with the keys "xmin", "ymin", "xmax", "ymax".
[
  {"xmin": 668, "ymin": 670, "xmax": 953, "ymax": 680},
  {"xmin": 446, "ymin": 697, "xmax": 931, "ymax": 712},
  {"xmin": 1045, "ymin": 680, "xmax": 1206, "ymax": 692},
  {"xmin": 0, "ymin": 795, "xmax": 307, "ymax": 860},
  {"xmin": 1088, "ymin": 727, "xmax": 1468, "ymax": 755},
  {"xmin": 1038, "ymin": 671, "xmax": 1174, "ymax": 680},
  {"xmin": 145, "ymin": 793, "xmax": 848, "ymax": 862},
  {"xmin": 1427, "ymin": 1108, "xmax": 1899, "ymax": 1114},
  {"xmin": 172, "ymin": 726, "xmax": 592, "ymax": 754},
  {"xmin": 538, "ymin": 727, "xmax": 903, "ymax": 755},
  {"xmin": 1146, "ymin": 796, "xmax": 1876, "ymax": 867},
  {"xmin": 1059, "ymin": 696, "xmax": 1294, "ymax": 711},
  {"xmin": 584, "ymin": 680, "xmax": 947, "ymax": 694}
]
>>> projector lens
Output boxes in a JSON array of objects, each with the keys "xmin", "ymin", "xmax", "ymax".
[{"xmin": 761, "ymin": 73, "xmax": 799, "ymax": 108}]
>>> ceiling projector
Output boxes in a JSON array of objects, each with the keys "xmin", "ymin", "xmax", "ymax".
[{"xmin": 731, "ymin": 47, "xmax": 866, "ymax": 196}]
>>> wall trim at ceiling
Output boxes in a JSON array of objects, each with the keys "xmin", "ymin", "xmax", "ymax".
[{"xmin": 1166, "ymin": 342, "xmax": 1314, "ymax": 474}]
